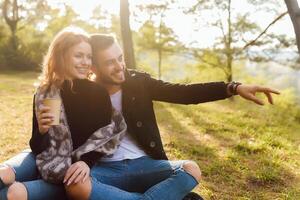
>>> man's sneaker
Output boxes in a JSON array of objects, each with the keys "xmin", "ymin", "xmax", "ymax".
[{"xmin": 183, "ymin": 192, "xmax": 204, "ymax": 200}]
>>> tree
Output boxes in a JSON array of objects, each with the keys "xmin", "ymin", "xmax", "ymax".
[
  {"xmin": 120, "ymin": 0, "xmax": 136, "ymax": 69},
  {"xmin": 1, "ymin": 0, "xmax": 53, "ymax": 70},
  {"xmin": 186, "ymin": 0, "xmax": 288, "ymax": 82},
  {"xmin": 285, "ymin": 0, "xmax": 300, "ymax": 55},
  {"xmin": 87, "ymin": 5, "xmax": 112, "ymax": 33},
  {"xmin": 136, "ymin": 2, "xmax": 181, "ymax": 79},
  {"xmin": 2, "ymin": 0, "xmax": 53, "ymax": 49},
  {"xmin": 137, "ymin": 20, "xmax": 180, "ymax": 79},
  {"xmin": 45, "ymin": 4, "xmax": 80, "ymax": 36},
  {"xmin": 3, "ymin": 0, "xmax": 19, "ymax": 51}
]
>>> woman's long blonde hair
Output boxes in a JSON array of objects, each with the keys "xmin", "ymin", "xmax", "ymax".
[{"xmin": 39, "ymin": 27, "xmax": 90, "ymax": 90}]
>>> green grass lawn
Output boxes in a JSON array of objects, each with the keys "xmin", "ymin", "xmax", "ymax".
[{"xmin": 0, "ymin": 71, "xmax": 299, "ymax": 200}]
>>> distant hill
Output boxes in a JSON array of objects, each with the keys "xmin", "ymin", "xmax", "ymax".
[{"xmin": 245, "ymin": 61, "xmax": 300, "ymax": 98}]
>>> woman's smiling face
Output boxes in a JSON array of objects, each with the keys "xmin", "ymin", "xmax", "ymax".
[{"xmin": 69, "ymin": 41, "xmax": 92, "ymax": 79}]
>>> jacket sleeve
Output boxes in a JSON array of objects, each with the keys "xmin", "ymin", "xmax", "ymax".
[
  {"xmin": 142, "ymin": 72, "xmax": 230, "ymax": 104},
  {"xmin": 80, "ymin": 152, "xmax": 104, "ymax": 168},
  {"xmin": 29, "ymin": 95, "xmax": 50, "ymax": 155}
]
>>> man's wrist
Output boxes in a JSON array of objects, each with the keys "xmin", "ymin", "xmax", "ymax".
[{"xmin": 227, "ymin": 81, "xmax": 242, "ymax": 96}]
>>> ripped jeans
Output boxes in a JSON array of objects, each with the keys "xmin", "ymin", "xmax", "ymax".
[
  {"xmin": 0, "ymin": 150, "xmax": 66, "ymax": 200},
  {"xmin": 0, "ymin": 152, "xmax": 198, "ymax": 200},
  {"xmin": 89, "ymin": 156, "xmax": 199, "ymax": 200}
]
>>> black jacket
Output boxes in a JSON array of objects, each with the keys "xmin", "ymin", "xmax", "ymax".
[
  {"xmin": 121, "ymin": 70, "xmax": 230, "ymax": 160},
  {"xmin": 30, "ymin": 71, "xmax": 230, "ymax": 163},
  {"xmin": 29, "ymin": 79, "xmax": 112, "ymax": 167}
]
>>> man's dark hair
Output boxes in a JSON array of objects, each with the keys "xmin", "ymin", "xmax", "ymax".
[{"xmin": 89, "ymin": 34, "xmax": 116, "ymax": 66}]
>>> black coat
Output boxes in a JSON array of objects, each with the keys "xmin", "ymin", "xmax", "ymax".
[
  {"xmin": 121, "ymin": 70, "xmax": 230, "ymax": 160},
  {"xmin": 30, "ymin": 71, "xmax": 230, "ymax": 163},
  {"xmin": 30, "ymin": 79, "xmax": 112, "ymax": 167}
]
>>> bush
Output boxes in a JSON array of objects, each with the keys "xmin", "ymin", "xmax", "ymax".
[
  {"xmin": 2, "ymin": 47, "xmax": 36, "ymax": 70},
  {"xmin": 1, "ymin": 37, "xmax": 41, "ymax": 71}
]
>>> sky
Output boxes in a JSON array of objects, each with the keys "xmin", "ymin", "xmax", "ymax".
[{"xmin": 48, "ymin": 0, "xmax": 296, "ymax": 48}]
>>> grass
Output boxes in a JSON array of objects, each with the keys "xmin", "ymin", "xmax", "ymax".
[
  {"xmin": 155, "ymin": 99, "xmax": 300, "ymax": 200},
  {"xmin": 0, "ymin": 70, "xmax": 300, "ymax": 199},
  {"xmin": 0, "ymin": 71, "xmax": 37, "ymax": 160}
]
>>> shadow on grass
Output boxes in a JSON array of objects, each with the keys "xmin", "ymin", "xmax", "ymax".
[{"xmin": 155, "ymin": 102, "xmax": 299, "ymax": 199}]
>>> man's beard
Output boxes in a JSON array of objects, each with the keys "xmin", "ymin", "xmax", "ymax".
[
  {"xmin": 101, "ymin": 77, "xmax": 122, "ymax": 86},
  {"xmin": 99, "ymin": 72, "xmax": 124, "ymax": 86}
]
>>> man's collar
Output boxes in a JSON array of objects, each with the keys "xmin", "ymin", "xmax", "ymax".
[
  {"xmin": 124, "ymin": 69, "xmax": 138, "ymax": 79},
  {"xmin": 121, "ymin": 69, "xmax": 136, "ymax": 92}
]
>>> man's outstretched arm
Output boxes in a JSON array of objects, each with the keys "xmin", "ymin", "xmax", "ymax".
[
  {"xmin": 141, "ymin": 71, "xmax": 280, "ymax": 105},
  {"xmin": 141, "ymin": 72, "xmax": 229, "ymax": 104}
]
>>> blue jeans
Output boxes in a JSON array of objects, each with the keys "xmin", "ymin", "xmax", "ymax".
[
  {"xmin": 1, "ymin": 152, "xmax": 198, "ymax": 200},
  {"xmin": 89, "ymin": 156, "xmax": 199, "ymax": 200},
  {"xmin": 0, "ymin": 150, "xmax": 66, "ymax": 200}
]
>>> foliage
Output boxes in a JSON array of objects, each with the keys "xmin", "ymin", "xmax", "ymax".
[
  {"xmin": 0, "ymin": 1, "xmax": 121, "ymax": 71},
  {"xmin": 135, "ymin": 1, "xmax": 182, "ymax": 79},
  {"xmin": 181, "ymin": 0, "xmax": 294, "ymax": 82},
  {"xmin": 1, "ymin": 0, "xmax": 54, "ymax": 70}
]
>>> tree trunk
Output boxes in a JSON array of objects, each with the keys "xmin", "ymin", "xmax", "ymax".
[
  {"xmin": 158, "ymin": 48, "xmax": 162, "ymax": 79},
  {"xmin": 227, "ymin": 0, "xmax": 234, "ymax": 101},
  {"xmin": 3, "ymin": 0, "xmax": 19, "ymax": 50},
  {"xmin": 285, "ymin": 0, "xmax": 300, "ymax": 54},
  {"xmin": 120, "ymin": 0, "xmax": 136, "ymax": 69},
  {"xmin": 226, "ymin": 0, "xmax": 233, "ymax": 83},
  {"xmin": 158, "ymin": 17, "xmax": 163, "ymax": 80}
]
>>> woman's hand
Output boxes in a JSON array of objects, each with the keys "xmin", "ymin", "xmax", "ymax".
[
  {"xmin": 37, "ymin": 104, "xmax": 54, "ymax": 134},
  {"xmin": 64, "ymin": 161, "xmax": 90, "ymax": 186}
]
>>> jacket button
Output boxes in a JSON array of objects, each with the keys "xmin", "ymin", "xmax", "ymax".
[
  {"xmin": 136, "ymin": 121, "xmax": 142, "ymax": 127},
  {"xmin": 150, "ymin": 141, "xmax": 156, "ymax": 148}
]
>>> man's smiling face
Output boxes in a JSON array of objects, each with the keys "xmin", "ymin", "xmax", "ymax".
[{"xmin": 93, "ymin": 42, "xmax": 126, "ymax": 86}]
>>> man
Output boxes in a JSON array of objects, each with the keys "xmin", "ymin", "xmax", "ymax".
[{"xmin": 65, "ymin": 34, "xmax": 279, "ymax": 200}]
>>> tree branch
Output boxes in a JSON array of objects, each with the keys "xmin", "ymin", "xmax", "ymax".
[
  {"xmin": 195, "ymin": 53, "xmax": 228, "ymax": 75},
  {"xmin": 242, "ymin": 11, "xmax": 288, "ymax": 50},
  {"xmin": 216, "ymin": 13, "xmax": 227, "ymax": 45}
]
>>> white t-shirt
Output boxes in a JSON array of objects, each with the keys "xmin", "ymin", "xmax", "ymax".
[{"xmin": 100, "ymin": 90, "xmax": 147, "ymax": 162}]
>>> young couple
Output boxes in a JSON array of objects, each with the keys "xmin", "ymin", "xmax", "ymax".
[{"xmin": 0, "ymin": 27, "xmax": 279, "ymax": 200}]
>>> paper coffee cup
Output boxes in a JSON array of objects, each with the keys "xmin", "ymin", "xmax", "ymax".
[{"xmin": 42, "ymin": 98, "xmax": 61, "ymax": 125}]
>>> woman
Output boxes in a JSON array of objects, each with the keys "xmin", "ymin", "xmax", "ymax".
[{"xmin": 0, "ymin": 27, "xmax": 126, "ymax": 200}]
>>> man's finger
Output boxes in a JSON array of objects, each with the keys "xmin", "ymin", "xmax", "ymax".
[
  {"xmin": 256, "ymin": 87, "xmax": 280, "ymax": 95},
  {"xmin": 264, "ymin": 92, "xmax": 273, "ymax": 104},
  {"xmin": 248, "ymin": 94, "xmax": 264, "ymax": 105}
]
